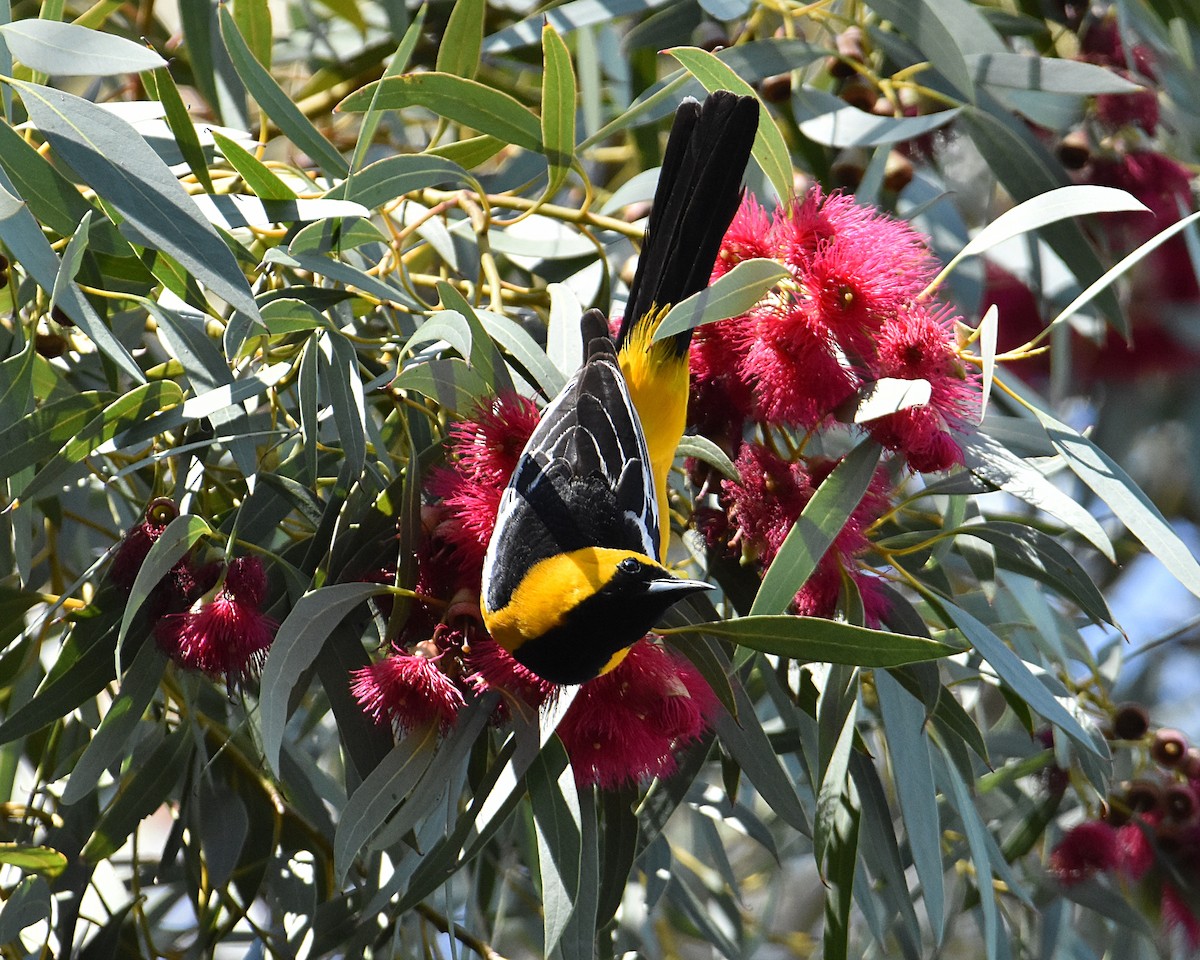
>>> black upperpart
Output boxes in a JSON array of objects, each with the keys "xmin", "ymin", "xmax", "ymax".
[{"xmin": 617, "ymin": 91, "xmax": 760, "ymax": 357}]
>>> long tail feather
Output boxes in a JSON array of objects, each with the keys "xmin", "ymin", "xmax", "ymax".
[{"xmin": 617, "ymin": 91, "xmax": 760, "ymax": 356}]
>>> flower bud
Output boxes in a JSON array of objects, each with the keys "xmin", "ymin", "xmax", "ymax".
[
  {"xmin": 1111, "ymin": 702, "xmax": 1150, "ymax": 740},
  {"xmin": 1153, "ymin": 728, "xmax": 1188, "ymax": 767}
]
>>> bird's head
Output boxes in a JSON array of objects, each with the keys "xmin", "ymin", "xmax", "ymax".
[{"xmin": 481, "ymin": 547, "xmax": 713, "ymax": 685}]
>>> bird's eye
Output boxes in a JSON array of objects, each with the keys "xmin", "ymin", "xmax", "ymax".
[{"xmin": 618, "ymin": 557, "xmax": 640, "ymax": 575}]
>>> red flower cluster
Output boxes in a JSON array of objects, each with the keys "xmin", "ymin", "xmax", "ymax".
[
  {"xmin": 1050, "ymin": 725, "xmax": 1200, "ymax": 949},
  {"xmin": 351, "ymin": 394, "xmax": 716, "ymax": 788},
  {"xmin": 700, "ymin": 443, "xmax": 891, "ymax": 622},
  {"xmin": 691, "ymin": 187, "xmax": 979, "ymax": 474},
  {"xmin": 156, "ymin": 556, "xmax": 277, "ymax": 688},
  {"xmin": 109, "ymin": 500, "xmax": 277, "ymax": 687}
]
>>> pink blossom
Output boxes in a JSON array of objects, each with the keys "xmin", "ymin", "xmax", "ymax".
[
  {"xmin": 1162, "ymin": 883, "xmax": 1200, "ymax": 951},
  {"xmin": 557, "ymin": 640, "xmax": 716, "ymax": 789},
  {"xmin": 711, "ymin": 195, "xmax": 773, "ymax": 278},
  {"xmin": 1049, "ymin": 820, "xmax": 1121, "ymax": 884},
  {"xmin": 1117, "ymin": 816, "xmax": 1158, "ymax": 881},
  {"xmin": 351, "ymin": 647, "xmax": 466, "ymax": 735},
  {"xmin": 156, "ymin": 556, "xmax": 277, "ymax": 687}
]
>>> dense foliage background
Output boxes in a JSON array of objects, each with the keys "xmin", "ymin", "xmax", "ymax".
[{"xmin": 4, "ymin": 0, "xmax": 1200, "ymax": 957}]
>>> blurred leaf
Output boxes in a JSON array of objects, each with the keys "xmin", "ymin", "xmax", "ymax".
[
  {"xmin": 814, "ymin": 671, "xmax": 857, "ymax": 879},
  {"xmin": 866, "ymin": 0, "xmax": 1005, "ymax": 99},
  {"xmin": 654, "ymin": 258, "xmax": 789, "ymax": 342},
  {"xmin": 484, "ymin": 0, "xmax": 675, "ymax": 52},
  {"xmin": 667, "ymin": 47, "xmax": 792, "ymax": 202},
  {"xmin": 321, "ymin": 332, "xmax": 368, "ymax": 478},
  {"xmin": 334, "ymin": 723, "xmax": 439, "ymax": 882},
  {"xmin": 0, "ymin": 875, "xmax": 51, "ymax": 943},
  {"xmin": 338, "ymin": 73, "xmax": 543, "ymax": 152},
  {"xmin": 976, "ymin": 304, "xmax": 998, "ymax": 422},
  {"xmin": 0, "ymin": 845, "xmax": 67, "ymax": 878},
  {"xmin": 82, "ymin": 723, "xmax": 191, "ymax": 862},
  {"xmin": 436, "ymin": 0, "xmax": 484, "ymax": 79},
  {"xmin": 260, "ymin": 583, "xmax": 391, "ymax": 773},
  {"xmin": 350, "ymin": 6, "xmax": 427, "ymax": 172},
  {"xmin": 821, "ymin": 784, "xmax": 859, "ymax": 960},
  {"xmin": 193, "ymin": 195, "xmax": 367, "ymax": 229},
  {"xmin": 876, "ymin": 671, "xmax": 945, "ymax": 940},
  {"xmin": 1036, "ymin": 408, "xmax": 1200, "ymax": 602},
  {"xmin": 675, "ymin": 617, "xmax": 957, "ymax": 666},
  {"xmin": 965, "ymin": 52, "xmax": 1143, "ymax": 93},
  {"xmin": 196, "ymin": 771, "xmax": 250, "ymax": 888},
  {"xmin": 541, "ymin": 23, "xmax": 577, "ymax": 198},
  {"xmin": 210, "ymin": 130, "xmax": 296, "ymax": 200},
  {"xmin": 11, "ymin": 80, "xmax": 262, "ymax": 323},
  {"xmin": 793, "ymin": 86, "xmax": 962, "ymax": 148},
  {"xmin": 560, "ymin": 787, "xmax": 598, "ymax": 960},
  {"xmin": 0, "ymin": 391, "xmax": 110, "ymax": 481},
  {"xmin": 529, "ymin": 736, "xmax": 582, "ymax": 954},
  {"xmin": 0, "ymin": 19, "xmax": 165, "ymax": 75},
  {"xmin": 750, "ymin": 440, "xmax": 882, "ymax": 616},
  {"xmin": 218, "ymin": 5, "xmax": 348, "ymax": 178}
]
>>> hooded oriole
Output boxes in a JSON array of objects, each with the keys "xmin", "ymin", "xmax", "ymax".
[{"xmin": 480, "ymin": 92, "xmax": 759, "ymax": 684}]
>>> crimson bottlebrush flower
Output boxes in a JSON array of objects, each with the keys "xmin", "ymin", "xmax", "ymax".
[
  {"xmin": 557, "ymin": 639, "xmax": 716, "ymax": 789},
  {"xmin": 1162, "ymin": 883, "xmax": 1200, "ymax": 951},
  {"xmin": 427, "ymin": 393, "xmax": 541, "ymax": 576},
  {"xmin": 866, "ymin": 304, "xmax": 979, "ymax": 472},
  {"xmin": 688, "ymin": 316, "xmax": 755, "ymax": 442},
  {"xmin": 351, "ymin": 643, "xmax": 466, "ymax": 735},
  {"xmin": 1049, "ymin": 820, "xmax": 1122, "ymax": 884},
  {"xmin": 721, "ymin": 443, "xmax": 813, "ymax": 566},
  {"xmin": 1117, "ymin": 815, "xmax": 1159, "ymax": 881},
  {"xmin": 156, "ymin": 556, "xmax": 277, "ymax": 687},
  {"xmin": 463, "ymin": 636, "xmax": 557, "ymax": 714}
]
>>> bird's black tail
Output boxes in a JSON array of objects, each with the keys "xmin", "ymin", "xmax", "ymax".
[{"xmin": 616, "ymin": 91, "xmax": 760, "ymax": 357}]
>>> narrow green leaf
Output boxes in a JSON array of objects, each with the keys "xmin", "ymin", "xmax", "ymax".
[
  {"xmin": 559, "ymin": 787, "xmax": 598, "ymax": 960},
  {"xmin": 147, "ymin": 65, "xmax": 213, "ymax": 191},
  {"xmin": 0, "ymin": 392, "xmax": 110, "ymax": 481},
  {"xmin": 61, "ymin": 641, "xmax": 165, "ymax": 805},
  {"xmin": 850, "ymin": 378, "xmax": 932, "ymax": 423},
  {"xmin": 10, "ymin": 80, "xmax": 262, "ymax": 323},
  {"xmin": 0, "ymin": 876, "xmax": 51, "ymax": 943},
  {"xmin": 876, "ymin": 671, "xmax": 945, "ymax": 940},
  {"xmin": 436, "ymin": 283, "xmax": 515, "ymax": 395},
  {"xmin": 965, "ymin": 52, "xmax": 1143, "ymax": 94},
  {"xmin": 14, "ymin": 380, "xmax": 184, "ymax": 505},
  {"xmin": 338, "ymin": 72, "xmax": 543, "ymax": 153},
  {"xmin": 541, "ymin": 22, "xmax": 577, "ymax": 197},
  {"xmin": 350, "ymin": 6, "xmax": 427, "ymax": 171},
  {"xmin": 322, "ymin": 332, "xmax": 367, "ymax": 478},
  {"xmin": 393, "ymin": 358, "xmax": 493, "ymax": 414},
  {"xmin": 436, "ymin": 0, "xmax": 485, "ymax": 79},
  {"xmin": 750, "ymin": 440, "xmax": 882, "ymax": 616},
  {"xmin": 232, "ymin": 0, "xmax": 272, "ymax": 68},
  {"xmin": 117, "ymin": 513, "xmax": 210, "ymax": 652},
  {"xmin": 260, "ymin": 583, "xmax": 391, "ymax": 773},
  {"xmin": 820, "ymin": 770, "xmax": 859, "ymax": 960},
  {"xmin": 0, "ymin": 19, "xmax": 165, "ymax": 75},
  {"xmin": 675, "ymin": 434, "xmax": 739, "ymax": 482},
  {"xmin": 947, "ymin": 185, "xmax": 1148, "ymax": 270},
  {"xmin": 814, "ymin": 673, "xmax": 858, "ymax": 877},
  {"xmin": 477, "ymin": 308, "xmax": 566, "ymax": 398},
  {"xmin": 218, "ymin": 5, "xmax": 348, "ymax": 177},
  {"xmin": 976, "ymin": 304, "xmax": 998, "ymax": 422},
  {"xmin": 529, "ymin": 736, "xmax": 582, "ymax": 955},
  {"xmin": 792, "ymin": 85, "xmax": 961, "ymax": 148},
  {"xmin": 1036, "ymin": 408, "xmax": 1200, "ymax": 602},
  {"xmin": 426, "ymin": 133, "xmax": 508, "ymax": 170},
  {"xmin": 667, "ymin": 47, "xmax": 792, "ymax": 202},
  {"xmin": 334, "ymin": 723, "xmax": 439, "ymax": 882},
  {"xmin": 82, "ymin": 724, "xmax": 191, "ymax": 862},
  {"xmin": 0, "ymin": 845, "xmax": 67, "ymax": 878},
  {"xmin": 670, "ymin": 617, "xmax": 957, "ymax": 667},
  {"xmin": 210, "ymin": 130, "xmax": 296, "ymax": 200},
  {"xmin": 329, "ymin": 154, "xmax": 474, "ymax": 209},
  {"xmin": 654, "ymin": 258, "xmax": 789, "ymax": 342},
  {"xmin": 939, "ymin": 600, "xmax": 1096, "ymax": 749}
]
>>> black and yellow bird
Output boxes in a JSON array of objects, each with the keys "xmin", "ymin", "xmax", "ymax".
[{"xmin": 481, "ymin": 91, "xmax": 760, "ymax": 685}]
